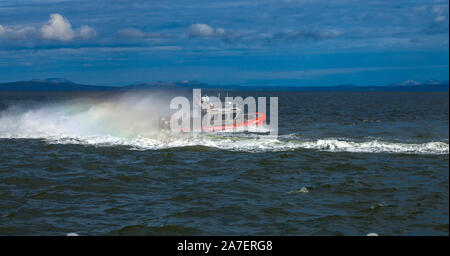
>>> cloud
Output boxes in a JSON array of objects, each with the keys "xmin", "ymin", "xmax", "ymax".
[
  {"xmin": 40, "ymin": 13, "xmax": 97, "ymax": 41},
  {"xmin": 187, "ymin": 24, "xmax": 215, "ymax": 37},
  {"xmin": 117, "ymin": 28, "xmax": 174, "ymax": 40},
  {"xmin": 434, "ymin": 16, "xmax": 447, "ymax": 23},
  {"xmin": 265, "ymin": 30, "xmax": 338, "ymax": 42},
  {"xmin": 186, "ymin": 24, "xmax": 336, "ymax": 44},
  {"xmin": 1, "ymin": 1, "xmax": 447, "ymax": 54},
  {"xmin": 11, "ymin": 26, "xmax": 36, "ymax": 40},
  {"xmin": 186, "ymin": 23, "xmax": 240, "ymax": 42},
  {"xmin": 0, "ymin": 25, "xmax": 36, "ymax": 40},
  {"xmin": 432, "ymin": 4, "xmax": 449, "ymax": 16},
  {"xmin": 117, "ymin": 28, "xmax": 147, "ymax": 38},
  {"xmin": 79, "ymin": 25, "xmax": 97, "ymax": 40},
  {"xmin": 423, "ymin": 4, "xmax": 449, "ymax": 34},
  {"xmin": 1, "ymin": 14, "xmax": 96, "ymax": 43},
  {"xmin": 40, "ymin": 13, "xmax": 76, "ymax": 41}
]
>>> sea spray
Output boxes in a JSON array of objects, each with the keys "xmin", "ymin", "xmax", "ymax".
[{"xmin": 0, "ymin": 92, "xmax": 448, "ymax": 154}]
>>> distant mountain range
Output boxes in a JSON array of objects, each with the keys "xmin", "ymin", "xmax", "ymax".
[
  {"xmin": 0, "ymin": 78, "xmax": 448, "ymax": 92},
  {"xmin": 393, "ymin": 79, "xmax": 448, "ymax": 86}
]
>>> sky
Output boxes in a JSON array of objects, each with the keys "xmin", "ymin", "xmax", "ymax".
[{"xmin": 0, "ymin": 0, "xmax": 448, "ymax": 86}]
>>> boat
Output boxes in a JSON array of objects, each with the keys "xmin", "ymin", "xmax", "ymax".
[{"xmin": 159, "ymin": 94, "xmax": 268, "ymax": 134}]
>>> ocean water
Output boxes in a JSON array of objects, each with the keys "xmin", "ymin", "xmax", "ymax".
[{"xmin": 0, "ymin": 91, "xmax": 448, "ymax": 235}]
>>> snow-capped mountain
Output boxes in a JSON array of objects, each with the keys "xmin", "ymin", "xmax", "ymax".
[
  {"xmin": 395, "ymin": 79, "xmax": 446, "ymax": 86},
  {"xmin": 422, "ymin": 79, "xmax": 442, "ymax": 85},
  {"xmin": 395, "ymin": 80, "xmax": 422, "ymax": 86}
]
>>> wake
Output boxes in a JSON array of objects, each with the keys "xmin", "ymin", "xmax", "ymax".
[{"xmin": 0, "ymin": 93, "xmax": 448, "ymax": 154}]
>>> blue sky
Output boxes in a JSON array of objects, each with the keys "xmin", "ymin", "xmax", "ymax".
[{"xmin": 0, "ymin": 0, "xmax": 448, "ymax": 86}]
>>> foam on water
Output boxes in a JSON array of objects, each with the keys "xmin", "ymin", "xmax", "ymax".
[
  {"xmin": 50, "ymin": 136, "xmax": 450, "ymax": 154},
  {"xmin": 298, "ymin": 139, "xmax": 449, "ymax": 154},
  {"xmin": 0, "ymin": 131, "xmax": 447, "ymax": 154},
  {"xmin": 0, "ymin": 96, "xmax": 448, "ymax": 154}
]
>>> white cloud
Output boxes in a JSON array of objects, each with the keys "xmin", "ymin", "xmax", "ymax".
[
  {"xmin": 434, "ymin": 15, "xmax": 447, "ymax": 23},
  {"xmin": 424, "ymin": 4, "xmax": 449, "ymax": 34},
  {"xmin": 263, "ymin": 29, "xmax": 338, "ymax": 42},
  {"xmin": 11, "ymin": 26, "xmax": 36, "ymax": 40},
  {"xmin": 79, "ymin": 25, "xmax": 97, "ymax": 39},
  {"xmin": 40, "ymin": 13, "xmax": 97, "ymax": 41},
  {"xmin": 187, "ymin": 24, "xmax": 215, "ymax": 37},
  {"xmin": 117, "ymin": 28, "xmax": 146, "ymax": 38},
  {"xmin": 0, "ymin": 25, "xmax": 35, "ymax": 40},
  {"xmin": 0, "ymin": 14, "xmax": 96, "ymax": 42},
  {"xmin": 186, "ymin": 23, "xmax": 240, "ymax": 42},
  {"xmin": 116, "ymin": 28, "xmax": 174, "ymax": 40},
  {"xmin": 431, "ymin": 4, "xmax": 449, "ymax": 25},
  {"xmin": 40, "ymin": 13, "xmax": 76, "ymax": 41},
  {"xmin": 432, "ymin": 4, "xmax": 449, "ymax": 15},
  {"xmin": 215, "ymin": 28, "xmax": 226, "ymax": 36}
]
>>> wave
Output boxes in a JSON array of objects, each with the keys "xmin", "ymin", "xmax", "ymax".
[
  {"xmin": 0, "ymin": 94, "xmax": 448, "ymax": 154},
  {"xmin": 297, "ymin": 139, "xmax": 448, "ymax": 154},
  {"xmin": 0, "ymin": 132, "xmax": 447, "ymax": 154}
]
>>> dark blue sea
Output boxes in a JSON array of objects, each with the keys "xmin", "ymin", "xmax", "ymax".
[{"xmin": 0, "ymin": 91, "xmax": 448, "ymax": 235}]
